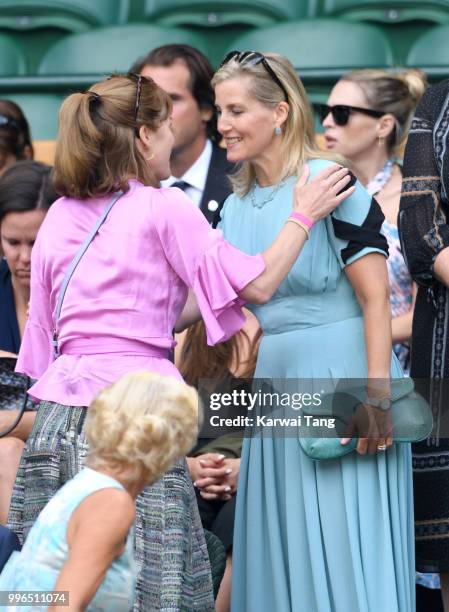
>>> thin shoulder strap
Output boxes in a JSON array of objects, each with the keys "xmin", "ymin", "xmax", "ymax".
[{"xmin": 52, "ymin": 190, "xmax": 124, "ymax": 358}]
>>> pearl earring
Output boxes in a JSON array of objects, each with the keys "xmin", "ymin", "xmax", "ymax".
[{"xmin": 274, "ymin": 126, "xmax": 282, "ymax": 136}]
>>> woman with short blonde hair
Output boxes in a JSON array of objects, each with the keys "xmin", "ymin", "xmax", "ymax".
[{"xmin": 86, "ymin": 370, "xmax": 200, "ymax": 485}]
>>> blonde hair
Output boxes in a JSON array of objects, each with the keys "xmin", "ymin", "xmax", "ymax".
[
  {"xmin": 53, "ymin": 75, "xmax": 172, "ymax": 199},
  {"xmin": 212, "ymin": 52, "xmax": 338, "ymax": 197},
  {"xmin": 341, "ymin": 68, "xmax": 427, "ymax": 155},
  {"xmin": 85, "ymin": 371, "xmax": 200, "ymax": 486}
]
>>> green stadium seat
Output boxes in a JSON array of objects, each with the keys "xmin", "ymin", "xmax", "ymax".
[
  {"xmin": 320, "ymin": 0, "xmax": 449, "ymax": 24},
  {"xmin": 0, "ymin": 33, "xmax": 26, "ymax": 75},
  {"xmin": 226, "ymin": 19, "xmax": 394, "ymax": 71},
  {"xmin": 38, "ymin": 24, "xmax": 209, "ymax": 75},
  {"xmin": 317, "ymin": 1, "xmax": 449, "ymax": 65},
  {"xmin": 0, "ymin": 0, "xmax": 128, "ymax": 32},
  {"xmin": 406, "ymin": 24, "xmax": 449, "ymax": 69},
  {"xmin": 143, "ymin": 0, "xmax": 308, "ymax": 27},
  {"xmin": 4, "ymin": 93, "xmax": 63, "ymax": 139}
]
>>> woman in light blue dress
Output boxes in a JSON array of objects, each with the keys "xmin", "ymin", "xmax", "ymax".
[
  {"xmin": 213, "ymin": 53, "xmax": 414, "ymax": 611},
  {"xmin": 0, "ymin": 468, "xmax": 136, "ymax": 612}
]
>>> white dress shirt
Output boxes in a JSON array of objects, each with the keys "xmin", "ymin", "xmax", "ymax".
[{"xmin": 161, "ymin": 139, "xmax": 213, "ymax": 208}]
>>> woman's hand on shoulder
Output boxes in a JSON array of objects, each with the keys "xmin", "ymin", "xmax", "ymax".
[{"xmin": 294, "ymin": 163, "xmax": 355, "ymax": 222}]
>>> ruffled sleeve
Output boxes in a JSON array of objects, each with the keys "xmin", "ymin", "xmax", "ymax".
[
  {"xmin": 325, "ymin": 171, "xmax": 389, "ymax": 268},
  {"xmin": 155, "ymin": 188, "xmax": 265, "ymax": 344},
  {"xmin": 15, "ymin": 233, "xmax": 54, "ymax": 379}
]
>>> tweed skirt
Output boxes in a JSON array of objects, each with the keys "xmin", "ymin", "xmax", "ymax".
[{"xmin": 7, "ymin": 401, "xmax": 214, "ymax": 611}]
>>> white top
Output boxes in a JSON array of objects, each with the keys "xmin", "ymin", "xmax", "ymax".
[{"xmin": 161, "ymin": 139, "xmax": 213, "ymax": 207}]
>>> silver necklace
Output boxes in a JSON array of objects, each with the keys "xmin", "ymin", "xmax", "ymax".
[{"xmin": 250, "ymin": 180, "xmax": 285, "ymax": 209}]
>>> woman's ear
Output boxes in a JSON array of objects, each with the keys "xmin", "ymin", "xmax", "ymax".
[
  {"xmin": 274, "ymin": 101, "xmax": 289, "ymax": 130},
  {"xmin": 377, "ymin": 114, "xmax": 396, "ymax": 140},
  {"xmin": 138, "ymin": 124, "xmax": 152, "ymax": 148},
  {"xmin": 137, "ymin": 124, "xmax": 155, "ymax": 160}
]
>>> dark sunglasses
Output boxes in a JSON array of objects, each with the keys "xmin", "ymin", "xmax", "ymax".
[
  {"xmin": 319, "ymin": 104, "xmax": 385, "ymax": 126},
  {"xmin": 220, "ymin": 50, "xmax": 289, "ymax": 102}
]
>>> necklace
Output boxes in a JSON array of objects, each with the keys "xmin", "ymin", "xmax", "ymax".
[{"xmin": 250, "ymin": 180, "xmax": 286, "ymax": 209}]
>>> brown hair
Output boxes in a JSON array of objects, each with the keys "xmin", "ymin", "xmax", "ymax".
[
  {"xmin": 0, "ymin": 99, "xmax": 33, "ymax": 172},
  {"xmin": 0, "ymin": 161, "xmax": 57, "ymax": 225},
  {"xmin": 131, "ymin": 44, "xmax": 220, "ymax": 143},
  {"xmin": 341, "ymin": 69, "xmax": 427, "ymax": 155},
  {"xmin": 53, "ymin": 74, "xmax": 172, "ymax": 199},
  {"xmin": 180, "ymin": 320, "xmax": 260, "ymax": 388},
  {"xmin": 212, "ymin": 52, "xmax": 340, "ymax": 197}
]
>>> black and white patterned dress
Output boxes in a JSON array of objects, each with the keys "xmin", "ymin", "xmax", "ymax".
[{"xmin": 399, "ymin": 79, "xmax": 449, "ymax": 572}]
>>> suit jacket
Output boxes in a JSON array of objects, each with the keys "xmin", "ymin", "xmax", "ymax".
[{"xmin": 200, "ymin": 143, "xmax": 234, "ymax": 223}]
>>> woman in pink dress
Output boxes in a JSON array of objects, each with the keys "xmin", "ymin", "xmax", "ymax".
[{"xmin": 7, "ymin": 74, "xmax": 354, "ymax": 611}]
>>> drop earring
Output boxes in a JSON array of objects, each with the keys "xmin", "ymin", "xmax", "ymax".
[
  {"xmin": 146, "ymin": 151, "xmax": 155, "ymax": 161},
  {"xmin": 274, "ymin": 126, "xmax": 282, "ymax": 136}
]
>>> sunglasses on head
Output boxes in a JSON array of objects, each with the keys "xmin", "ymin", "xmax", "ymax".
[
  {"xmin": 220, "ymin": 50, "xmax": 289, "ymax": 102},
  {"xmin": 319, "ymin": 104, "xmax": 385, "ymax": 126},
  {"xmin": 128, "ymin": 72, "xmax": 143, "ymax": 138}
]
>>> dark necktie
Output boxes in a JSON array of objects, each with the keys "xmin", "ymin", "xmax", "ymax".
[{"xmin": 171, "ymin": 180, "xmax": 190, "ymax": 191}]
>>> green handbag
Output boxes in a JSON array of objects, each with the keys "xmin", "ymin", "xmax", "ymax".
[{"xmin": 298, "ymin": 377, "xmax": 433, "ymax": 460}]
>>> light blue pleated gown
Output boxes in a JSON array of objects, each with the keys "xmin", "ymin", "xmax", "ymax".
[{"xmin": 219, "ymin": 159, "xmax": 415, "ymax": 612}]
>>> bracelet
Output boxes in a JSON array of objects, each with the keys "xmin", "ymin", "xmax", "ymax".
[
  {"xmin": 290, "ymin": 212, "xmax": 314, "ymax": 230},
  {"xmin": 286, "ymin": 217, "xmax": 310, "ymax": 239}
]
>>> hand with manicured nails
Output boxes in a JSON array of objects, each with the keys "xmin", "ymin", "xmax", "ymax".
[
  {"xmin": 187, "ymin": 455, "xmax": 240, "ymax": 501},
  {"xmin": 294, "ymin": 163, "xmax": 355, "ymax": 222}
]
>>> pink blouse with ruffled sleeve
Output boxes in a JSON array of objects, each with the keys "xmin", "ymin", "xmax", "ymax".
[{"xmin": 16, "ymin": 180, "xmax": 265, "ymax": 406}]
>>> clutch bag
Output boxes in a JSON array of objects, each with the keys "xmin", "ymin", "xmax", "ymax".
[{"xmin": 299, "ymin": 377, "xmax": 433, "ymax": 460}]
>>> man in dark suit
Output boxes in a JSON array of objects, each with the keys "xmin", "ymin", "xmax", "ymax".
[{"xmin": 131, "ymin": 44, "xmax": 233, "ymax": 223}]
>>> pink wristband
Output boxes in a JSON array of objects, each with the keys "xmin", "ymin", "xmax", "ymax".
[{"xmin": 290, "ymin": 212, "xmax": 314, "ymax": 230}]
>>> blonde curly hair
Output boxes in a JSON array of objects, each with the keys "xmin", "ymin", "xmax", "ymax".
[{"xmin": 85, "ymin": 371, "xmax": 200, "ymax": 486}]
